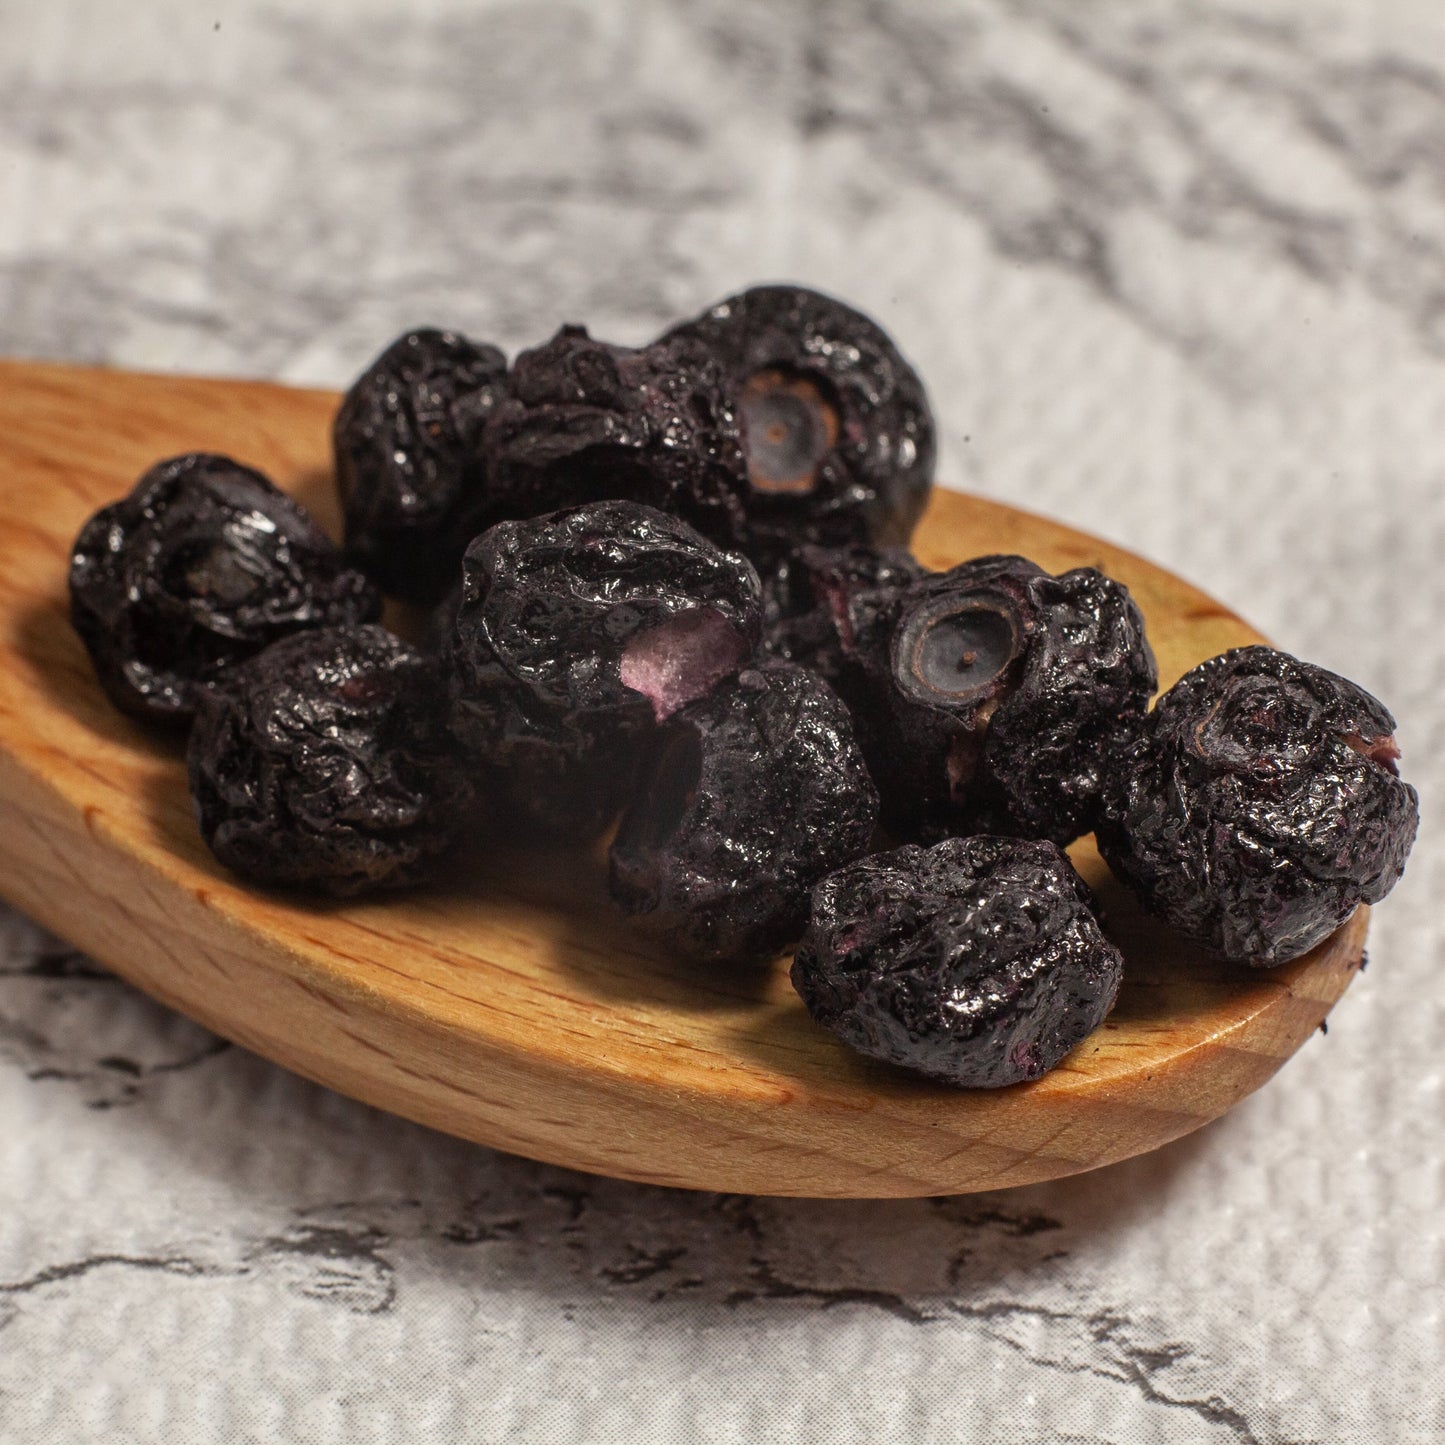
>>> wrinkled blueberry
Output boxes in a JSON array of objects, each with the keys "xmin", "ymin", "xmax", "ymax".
[
  {"xmin": 660, "ymin": 284, "xmax": 935, "ymax": 560},
  {"xmin": 449, "ymin": 500, "xmax": 763, "ymax": 841},
  {"xmin": 334, "ymin": 328, "xmax": 509, "ymax": 604},
  {"xmin": 838, "ymin": 555, "xmax": 1156, "ymax": 844},
  {"xmin": 610, "ymin": 662, "xmax": 878, "ymax": 964},
  {"xmin": 1097, "ymin": 646, "xmax": 1419, "ymax": 965},
  {"xmin": 792, "ymin": 837, "xmax": 1123, "ymax": 1088},
  {"xmin": 69, "ymin": 452, "xmax": 381, "ymax": 725},
  {"xmin": 482, "ymin": 325, "xmax": 751, "ymax": 549},
  {"xmin": 188, "ymin": 625, "xmax": 462, "ymax": 895}
]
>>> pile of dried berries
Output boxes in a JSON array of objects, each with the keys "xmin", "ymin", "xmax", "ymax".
[{"xmin": 68, "ymin": 284, "xmax": 1419, "ymax": 1091}]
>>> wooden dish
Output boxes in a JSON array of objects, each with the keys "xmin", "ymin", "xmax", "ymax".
[{"xmin": 0, "ymin": 360, "xmax": 1364, "ymax": 1197}]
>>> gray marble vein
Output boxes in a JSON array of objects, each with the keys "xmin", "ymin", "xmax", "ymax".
[
  {"xmin": 0, "ymin": 1041, "xmax": 1318, "ymax": 1444},
  {"xmin": 1, "ymin": 0, "xmax": 1442, "ymax": 1441}
]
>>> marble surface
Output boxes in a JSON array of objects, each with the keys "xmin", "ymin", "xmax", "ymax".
[{"xmin": 2, "ymin": 1, "xmax": 1442, "ymax": 1440}]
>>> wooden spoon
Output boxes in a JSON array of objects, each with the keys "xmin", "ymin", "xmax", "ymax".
[{"xmin": 0, "ymin": 360, "xmax": 1363, "ymax": 1197}]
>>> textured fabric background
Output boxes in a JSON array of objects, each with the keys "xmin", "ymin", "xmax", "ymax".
[{"xmin": 1, "ymin": 2, "xmax": 1441, "ymax": 1441}]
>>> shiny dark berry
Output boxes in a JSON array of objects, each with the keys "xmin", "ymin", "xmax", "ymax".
[
  {"xmin": 481, "ymin": 325, "xmax": 751, "ymax": 548},
  {"xmin": 610, "ymin": 662, "xmax": 878, "ymax": 964},
  {"xmin": 334, "ymin": 328, "xmax": 509, "ymax": 604},
  {"xmin": 660, "ymin": 285, "xmax": 936, "ymax": 560},
  {"xmin": 839, "ymin": 555, "xmax": 1156, "ymax": 844},
  {"xmin": 1097, "ymin": 646, "xmax": 1419, "ymax": 966},
  {"xmin": 69, "ymin": 452, "xmax": 381, "ymax": 725},
  {"xmin": 791, "ymin": 836, "xmax": 1124, "ymax": 1089},
  {"xmin": 188, "ymin": 626, "xmax": 462, "ymax": 895},
  {"xmin": 449, "ymin": 500, "xmax": 763, "ymax": 841}
]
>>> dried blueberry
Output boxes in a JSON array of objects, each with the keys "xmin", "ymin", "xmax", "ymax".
[
  {"xmin": 660, "ymin": 285, "xmax": 935, "ymax": 559},
  {"xmin": 839, "ymin": 555, "xmax": 1156, "ymax": 844},
  {"xmin": 792, "ymin": 837, "xmax": 1123, "ymax": 1088},
  {"xmin": 610, "ymin": 662, "xmax": 878, "ymax": 964},
  {"xmin": 482, "ymin": 326, "xmax": 750, "ymax": 548},
  {"xmin": 334, "ymin": 328, "xmax": 509, "ymax": 605},
  {"xmin": 188, "ymin": 626, "xmax": 462, "ymax": 895},
  {"xmin": 69, "ymin": 453, "xmax": 381, "ymax": 725},
  {"xmin": 449, "ymin": 500, "xmax": 763, "ymax": 841},
  {"xmin": 1097, "ymin": 646, "xmax": 1419, "ymax": 966}
]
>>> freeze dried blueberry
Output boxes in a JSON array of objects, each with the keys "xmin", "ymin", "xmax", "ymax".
[
  {"xmin": 334, "ymin": 328, "xmax": 509, "ymax": 604},
  {"xmin": 610, "ymin": 662, "xmax": 878, "ymax": 964},
  {"xmin": 188, "ymin": 626, "xmax": 462, "ymax": 895},
  {"xmin": 70, "ymin": 453, "xmax": 381, "ymax": 725},
  {"xmin": 840, "ymin": 555, "xmax": 1156, "ymax": 844},
  {"xmin": 482, "ymin": 326, "xmax": 750, "ymax": 547},
  {"xmin": 449, "ymin": 500, "xmax": 763, "ymax": 840},
  {"xmin": 1097, "ymin": 646, "xmax": 1419, "ymax": 966},
  {"xmin": 792, "ymin": 837, "xmax": 1123, "ymax": 1089},
  {"xmin": 762, "ymin": 543, "xmax": 926, "ymax": 690},
  {"xmin": 660, "ymin": 285, "xmax": 935, "ymax": 559}
]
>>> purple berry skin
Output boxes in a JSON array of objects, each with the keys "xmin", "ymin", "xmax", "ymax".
[
  {"xmin": 69, "ymin": 452, "xmax": 381, "ymax": 725},
  {"xmin": 610, "ymin": 662, "xmax": 878, "ymax": 965},
  {"xmin": 448, "ymin": 500, "xmax": 763, "ymax": 842},
  {"xmin": 659, "ymin": 284, "xmax": 936, "ymax": 562},
  {"xmin": 188, "ymin": 626, "xmax": 462, "ymax": 896},
  {"xmin": 1097, "ymin": 646, "xmax": 1419, "ymax": 966},
  {"xmin": 334, "ymin": 328, "xmax": 509, "ymax": 605},
  {"xmin": 481, "ymin": 325, "xmax": 752, "ymax": 552},
  {"xmin": 792, "ymin": 837, "xmax": 1123, "ymax": 1089},
  {"xmin": 838, "ymin": 554, "xmax": 1156, "ymax": 845}
]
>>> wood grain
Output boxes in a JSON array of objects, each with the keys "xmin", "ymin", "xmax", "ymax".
[{"xmin": 0, "ymin": 360, "xmax": 1365, "ymax": 1197}]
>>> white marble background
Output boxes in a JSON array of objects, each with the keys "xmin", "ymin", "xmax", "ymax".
[{"xmin": 1, "ymin": 1, "xmax": 1442, "ymax": 1441}]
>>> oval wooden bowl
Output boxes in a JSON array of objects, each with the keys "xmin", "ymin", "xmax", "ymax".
[{"xmin": 0, "ymin": 360, "xmax": 1364, "ymax": 1197}]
